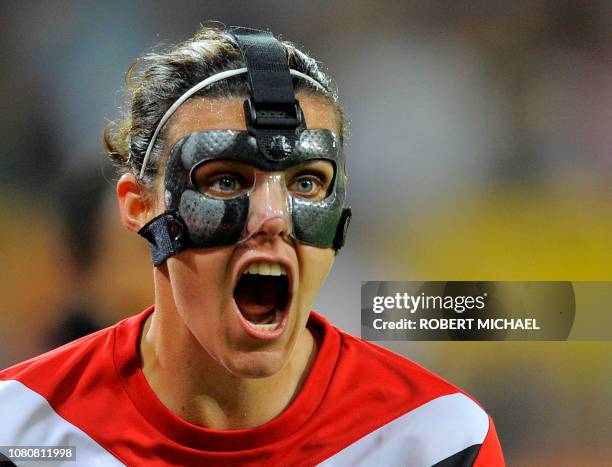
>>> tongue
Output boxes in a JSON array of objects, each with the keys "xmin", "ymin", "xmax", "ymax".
[{"xmin": 234, "ymin": 275, "xmax": 288, "ymax": 319}]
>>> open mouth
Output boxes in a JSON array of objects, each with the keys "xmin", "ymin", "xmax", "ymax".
[{"xmin": 233, "ymin": 262, "xmax": 290, "ymax": 333}]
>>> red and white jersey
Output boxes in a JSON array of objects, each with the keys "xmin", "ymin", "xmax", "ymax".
[{"xmin": 0, "ymin": 307, "xmax": 504, "ymax": 466}]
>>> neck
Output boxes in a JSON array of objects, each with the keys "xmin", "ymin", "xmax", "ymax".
[{"xmin": 139, "ymin": 270, "xmax": 317, "ymax": 430}]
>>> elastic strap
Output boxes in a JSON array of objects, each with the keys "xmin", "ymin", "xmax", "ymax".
[
  {"xmin": 229, "ymin": 27, "xmax": 305, "ymax": 162},
  {"xmin": 138, "ymin": 210, "xmax": 190, "ymax": 266},
  {"xmin": 229, "ymin": 27, "xmax": 296, "ymax": 108}
]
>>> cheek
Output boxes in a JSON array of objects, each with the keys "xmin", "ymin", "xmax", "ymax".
[
  {"xmin": 297, "ymin": 246, "xmax": 334, "ymax": 311},
  {"xmin": 166, "ymin": 249, "xmax": 234, "ymax": 335}
]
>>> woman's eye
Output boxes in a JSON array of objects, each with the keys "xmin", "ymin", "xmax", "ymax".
[
  {"xmin": 192, "ymin": 160, "xmax": 255, "ymax": 198},
  {"xmin": 204, "ymin": 174, "xmax": 245, "ymax": 197},
  {"xmin": 289, "ymin": 176, "xmax": 324, "ymax": 199},
  {"xmin": 213, "ymin": 176, "xmax": 238, "ymax": 192}
]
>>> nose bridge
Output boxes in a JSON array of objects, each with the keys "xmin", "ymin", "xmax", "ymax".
[
  {"xmin": 254, "ymin": 172, "xmax": 286, "ymax": 211},
  {"xmin": 244, "ymin": 171, "xmax": 292, "ymax": 239}
]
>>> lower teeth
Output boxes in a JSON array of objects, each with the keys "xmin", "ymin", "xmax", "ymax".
[
  {"xmin": 249, "ymin": 322, "xmax": 280, "ymax": 331},
  {"xmin": 246, "ymin": 310, "xmax": 281, "ymax": 331}
]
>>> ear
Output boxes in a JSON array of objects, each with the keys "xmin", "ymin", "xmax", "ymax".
[{"xmin": 117, "ymin": 173, "xmax": 156, "ymax": 232}]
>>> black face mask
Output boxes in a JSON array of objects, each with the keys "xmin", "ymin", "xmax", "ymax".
[{"xmin": 138, "ymin": 27, "xmax": 350, "ymax": 266}]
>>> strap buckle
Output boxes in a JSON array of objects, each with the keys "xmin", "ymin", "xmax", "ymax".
[{"xmin": 244, "ymin": 98, "xmax": 304, "ymax": 131}]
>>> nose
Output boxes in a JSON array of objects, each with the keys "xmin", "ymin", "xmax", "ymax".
[
  {"xmin": 243, "ymin": 173, "xmax": 292, "ymax": 242},
  {"xmin": 252, "ymin": 216, "xmax": 290, "ymax": 241}
]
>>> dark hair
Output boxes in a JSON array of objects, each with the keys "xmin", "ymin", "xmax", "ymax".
[{"xmin": 103, "ymin": 26, "xmax": 345, "ymax": 190}]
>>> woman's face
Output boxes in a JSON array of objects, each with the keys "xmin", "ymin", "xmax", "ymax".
[{"xmin": 152, "ymin": 94, "xmax": 339, "ymax": 378}]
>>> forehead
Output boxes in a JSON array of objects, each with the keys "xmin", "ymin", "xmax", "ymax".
[{"xmin": 163, "ymin": 93, "xmax": 340, "ymax": 155}]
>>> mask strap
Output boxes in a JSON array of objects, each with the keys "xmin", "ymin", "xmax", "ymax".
[
  {"xmin": 138, "ymin": 210, "xmax": 190, "ymax": 266},
  {"xmin": 229, "ymin": 27, "xmax": 305, "ymax": 162},
  {"xmin": 229, "ymin": 27, "xmax": 297, "ymax": 112}
]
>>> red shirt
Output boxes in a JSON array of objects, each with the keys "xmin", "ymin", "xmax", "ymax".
[{"xmin": 0, "ymin": 307, "xmax": 504, "ymax": 466}]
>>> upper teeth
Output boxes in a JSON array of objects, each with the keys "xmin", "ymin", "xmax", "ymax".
[{"xmin": 244, "ymin": 262, "xmax": 287, "ymax": 276}]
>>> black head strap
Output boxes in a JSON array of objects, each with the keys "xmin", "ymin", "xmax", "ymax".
[{"xmin": 229, "ymin": 27, "xmax": 305, "ymax": 161}]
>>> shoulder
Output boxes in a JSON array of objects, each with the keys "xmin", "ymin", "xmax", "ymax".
[
  {"xmin": 0, "ymin": 315, "xmax": 143, "ymax": 465},
  {"xmin": 335, "ymin": 323, "xmax": 490, "ymax": 432},
  {"xmin": 312, "ymin": 311, "xmax": 469, "ymax": 404},
  {"xmin": 310, "ymin": 312, "xmax": 504, "ymax": 466},
  {"xmin": 0, "ymin": 317, "xmax": 121, "ymax": 392}
]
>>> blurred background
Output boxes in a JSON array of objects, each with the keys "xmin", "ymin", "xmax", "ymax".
[{"xmin": 1, "ymin": 0, "xmax": 611, "ymax": 464}]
